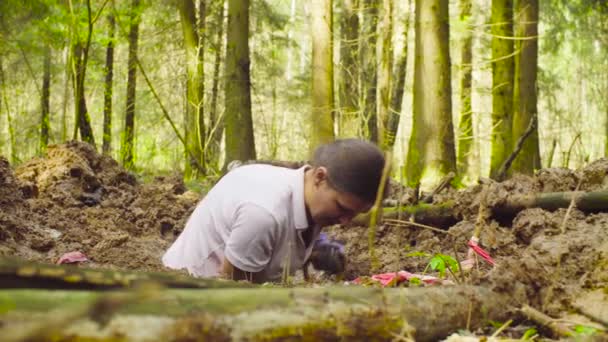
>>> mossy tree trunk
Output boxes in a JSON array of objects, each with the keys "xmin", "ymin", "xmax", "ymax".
[
  {"xmin": 386, "ymin": 0, "xmax": 412, "ymax": 150},
  {"xmin": 121, "ymin": 0, "xmax": 141, "ymax": 170},
  {"xmin": 376, "ymin": 0, "xmax": 392, "ymax": 150},
  {"xmin": 489, "ymin": 0, "xmax": 514, "ymax": 179},
  {"xmin": 511, "ymin": 0, "xmax": 540, "ymax": 174},
  {"xmin": 39, "ymin": 45, "xmax": 51, "ymax": 154},
  {"xmin": 457, "ymin": 0, "xmax": 474, "ymax": 179},
  {"xmin": 102, "ymin": 12, "xmax": 115, "ymax": 156},
  {"xmin": 309, "ymin": 0, "xmax": 335, "ymax": 153},
  {"xmin": 338, "ymin": 0, "xmax": 359, "ymax": 137},
  {"xmin": 406, "ymin": 0, "xmax": 456, "ymax": 188},
  {"xmin": 224, "ymin": 0, "xmax": 256, "ymax": 166},
  {"xmin": 207, "ymin": 0, "xmax": 226, "ymax": 173},
  {"xmin": 178, "ymin": 0, "xmax": 207, "ymax": 178},
  {"xmin": 360, "ymin": 0, "xmax": 379, "ymax": 142}
]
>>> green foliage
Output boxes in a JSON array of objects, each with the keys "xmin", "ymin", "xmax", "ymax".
[
  {"xmin": 428, "ymin": 254, "xmax": 459, "ymax": 278},
  {"xmin": 573, "ymin": 325, "xmax": 599, "ymax": 336},
  {"xmin": 521, "ymin": 327, "xmax": 537, "ymax": 340}
]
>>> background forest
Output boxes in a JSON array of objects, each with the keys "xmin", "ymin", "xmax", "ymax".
[{"xmin": 0, "ymin": 0, "xmax": 607, "ymax": 188}]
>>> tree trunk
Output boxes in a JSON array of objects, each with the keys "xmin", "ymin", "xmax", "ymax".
[
  {"xmin": 121, "ymin": 0, "xmax": 141, "ymax": 170},
  {"xmin": 511, "ymin": 0, "xmax": 540, "ymax": 174},
  {"xmin": 309, "ymin": 0, "xmax": 335, "ymax": 153},
  {"xmin": 224, "ymin": 0, "xmax": 256, "ymax": 166},
  {"xmin": 0, "ymin": 285, "xmax": 510, "ymax": 342},
  {"xmin": 489, "ymin": 0, "xmax": 514, "ymax": 179},
  {"xmin": 406, "ymin": 0, "xmax": 456, "ymax": 188},
  {"xmin": 102, "ymin": 13, "xmax": 115, "ymax": 156},
  {"xmin": 0, "ymin": 58, "xmax": 16, "ymax": 163},
  {"xmin": 376, "ymin": 0, "xmax": 392, "ymax": 149},
  {"xmin": 207, "ymin": 0, "xmax": 226, "ymax": 173},
  {"xmin": 71, "ymin": 41, "xmax": 95, "ymax": 147},
  {"xmin": 178, "ymin": 0, "xmax": 206, "ymax": 178},
  {"xmin": 386, "ymin": 0, "xmax": 412, "ymax": 149},
  {"xmin": 61, "ymin": 45, "xmax": 70, "ymax": 142},
  {"xmin": 361, "ymin": 0, "xmax": 379, "ymax": 142},
  {"xmin": 337, "ymin": 0, "xmax": 360, "ymax": 137},
  {"xmin": 39, "ymin": 45, "xmax": 51, "ymax": 153},
  {"xmin": 457, "ymin": 0, "xmax": 474, "ymax": 179}
]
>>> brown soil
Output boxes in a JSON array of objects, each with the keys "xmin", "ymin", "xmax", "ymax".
[
  {"xmin": 1, "ymin": 142, "xmax": 607, "ymax": 338},
  {"xmin": 0, "ymin": 141, "xmax": 199, "ymax": 271}
]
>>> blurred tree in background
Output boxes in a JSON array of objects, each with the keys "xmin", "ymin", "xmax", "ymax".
[{"xmin": 0, "ymin": 0, "xmax": 606, "ymax": 188}]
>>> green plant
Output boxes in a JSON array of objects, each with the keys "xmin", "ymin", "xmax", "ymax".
[
  {"xmin": 428, "ymin": 254, "xmax": 459, "ymax": 278},
  {"xmin": 521, "ymin": 327, "xmax": 537, "ymax": 340}
]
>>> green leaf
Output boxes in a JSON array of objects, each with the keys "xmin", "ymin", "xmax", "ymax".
[
  {"xmin": 406, "ymin": 251, "xmax": 430, "ymax": 258},
  {"xmin": 574, "ymin": 325, "xmax": 599, "ymax": 336},
  {"xmin": 521, "ymin": 327, "xmax": 537, "ymax": 339}
]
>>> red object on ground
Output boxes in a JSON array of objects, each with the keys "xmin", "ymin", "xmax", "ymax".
[
  {"xmin": 353, "ymin": 271, "xmax": 448, "ymax": 287},
  {"xmin": 56, "ymin": 251, "xmax": 89, "ymax": 264},
  {"xmin": 466, "ymin": 237, "xmax": 495, "ymax": 265}
]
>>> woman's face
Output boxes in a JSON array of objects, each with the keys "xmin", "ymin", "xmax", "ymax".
[{"xmin": 307, "ymin": 167, "xmax": 372, "ymax": 227}]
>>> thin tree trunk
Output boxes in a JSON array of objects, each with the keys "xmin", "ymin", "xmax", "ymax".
[
  {"xmin": 70, "ymin": 0, "xmax": 96, "ymax": 147},
  {"xmin": 376, "ymin": 0, "xmax": 392, "ymax": 149},
  {"xmin": 178, "ymin": 0, "xmax": 206, "ymax": 177},
  {"xmin": 386, "ymin": 0, "xmax": 412, "ymax": 149},
  {"xmin": 122, "ymin": 0, "xmax": 141, "ymax": 170},
  {"xmin": 61, "ymin": 45, "xmax": 70, "ymax": 142},
  {"xmin": 511, "ymin": 0, "xmax": 540, "ymax": 174},
  {"xmin": 224, "ymin": 0, "xmax": 256, "ymax": 166},
  {"xmin": 457, "ymin": 0, "xmax": 474, "ymax": 177},
  {"xmin": 489, "ymin": 0, "xmax": 514, "ymax": 178},
  {"xmin": 338, "ymin": 0, "xmax": 360, "ymax": 137},
  {"xmin": 309, "ymin": 0, "xmax": 335, "ymax": 153},
  {"xmin": 361, "ymin": 0, "xmax": 379, "ymax": 141},
  {"xmin": 102, "ymin": 13, "xmax": 115, "ymax": 155},
  {"xmin": 207, "ymin": 0, "xmax": 225, "ymax": 172},
  {"xmin": 406, "ymin": 0, "xmax": 456, "ymax": 188},
  {"xmin": 40, "ymin": 45, "xmax": 51, "ymax": 153}
]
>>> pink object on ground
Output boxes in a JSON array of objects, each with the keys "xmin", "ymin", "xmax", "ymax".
[
  {"xmin": 466, "ymin": 237, "xmax": 495, "ymax": 265},
  {"xmin": 56, "ymin": 251, "xmax": 89, "ymax": 264},
  {"xmin": 353, "ymin": 270, "xmax": 450, "ymax": 287}
]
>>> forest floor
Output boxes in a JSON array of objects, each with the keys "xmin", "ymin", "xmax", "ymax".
[{"xmin": 0, "ymin": 141, "xmax": 607, "ymax": 341}]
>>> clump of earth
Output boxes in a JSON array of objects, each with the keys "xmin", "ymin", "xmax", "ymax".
[{"xmin": 1, "ymin": 142, "xmax": 607, "ymax": 338}]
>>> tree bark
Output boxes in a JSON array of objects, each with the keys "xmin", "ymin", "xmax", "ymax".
[
  {"xmin": 0, "ymin": 285, "xmax": 510, "ymax": 342},
  {"xmin": 122, "ymin": 0, "xmax": 141, "ymax": 170},
  {"xmin": 178, "ymin": 0, "xmax": 207, "ymax": 177},
  {"xmin": 386, "ymin": 0, "xmax": 412, "ymax": 149},
  {"xmin": 309, "ymin": 0, "xmax": 335, "ymax": 154},
  {"xmin": 361, "ymin": 0, "xmax": 379, "ymax": 142},
  {"xmin": 406, "ymin": 0, "xmax": 456, "ymax": 188},
  {"xmin": 337, "ymin": 0, "xmax": 360, "ymax": 137},
  {"xmin": 207, "ymin": 0, "xmax": 226, "ymax": 172},
  {"xmin": 224, "ymin": 0, "xmax": 256, "ymax": 167},
  {"xmin": 489, "ymin": 0, "xmax": 514, "ymax": 179},
  {"xmin": 511, "ymin": 0, "xmax": 540, "ymax": 174},
  {"xmin": 102, "ymin": 13, "xmax": 115, "ymax": 155},
  {"xmin": 457, "ymin": 0, "xmax": 474, "ymax": 178},
  {"xmin": 39, "ymin": 45, "xmax": 51, "ymax": 153},
  {"xmin": 376, "ymin": 0, "xmax": 392, "ymax": 149}
]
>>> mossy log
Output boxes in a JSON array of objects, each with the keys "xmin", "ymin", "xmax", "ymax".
[
  {"xmin": 0, "ymin": 285, "xmax": 510, "ymax": 341},
  {"xmin": 353, "ymin": 190, "xmax": 608, "ymax": 228},
  {"xmin": 0, "ymin": 256, "xmax": 253, "ymax": 290},
  {"xmin": 351, "ymin": 201, "xmax": 458, "ymax": 228}
]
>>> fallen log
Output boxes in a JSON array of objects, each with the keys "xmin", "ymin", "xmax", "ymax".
[
  {"xmin": 493, "ymin": 190, "xmax": 608, "ymax": 215},
  {"xmin": 0, "ymin": 285, "xmax": 510, "ymax": 341},
  {"xmin": 352, "ymin": 190, "xmax": 608, "ymax": 229},
  {"xmin": 0, "ymin": 256, "xmax": 252, "ymax": 290}
]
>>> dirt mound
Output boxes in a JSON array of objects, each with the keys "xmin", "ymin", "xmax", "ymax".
[
  {"xmin": 326, "ymin": 166, "xmax": 608, "ymax": 320},
  {"xmin": 0, "ymin": 141, "xmax": 200, "ymax": 271}
]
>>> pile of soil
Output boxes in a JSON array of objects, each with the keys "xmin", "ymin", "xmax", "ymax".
[
  {"xmin": 0, "ymin": 141, "xmax": 199, "ymax": 272},
  {"xmin": 326, "ymin": 161, "xmax": 608, "ymax": 326}
]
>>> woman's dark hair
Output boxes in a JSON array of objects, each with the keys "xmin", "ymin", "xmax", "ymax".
[{"xmin": 311, "ymin": 139, "xmax": 386, "ymax": 204}]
